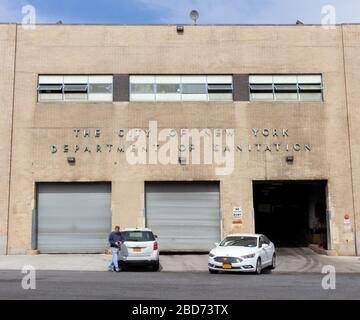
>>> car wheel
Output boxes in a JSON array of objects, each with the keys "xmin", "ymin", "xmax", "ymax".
[
  {"xmin": 255, "ymin": 258, "xmax": 262, "ymax": 275},
  {"xmin": 269, "ymin": 254, "xmax": 276, "ymax": 270},
  {"xmin": 118, "ymin": 261, "xmax": 125, "ymax": 271},
  {"xmin": 209, "ymin": 269, "xmax": 219, "ymax": 274},
  {"xmin": 152, "ymin": 262, "xmax": 160, "ymax": 272}
]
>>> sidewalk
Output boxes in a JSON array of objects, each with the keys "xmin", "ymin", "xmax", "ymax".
[
  {"xmin": 0, "ymin": 254, "xmax": 208, "ymax": 272},
  {"xmin": 0, "ymin": 249, "xmax": 359, "ymax": 273}
]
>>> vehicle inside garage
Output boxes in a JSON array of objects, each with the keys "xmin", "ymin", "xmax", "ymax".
[{"xmin": 253, "ymin": 180, "xmax": 328, "ymax": 249}]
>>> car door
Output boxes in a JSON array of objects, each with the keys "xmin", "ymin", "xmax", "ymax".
[
  {"xmin": 262, "ymin": 236, "xmax": 273, "ymax": 265},
  {"xmin": 258, "ymin": 236, "xmax": 268, "ymax": 264}
]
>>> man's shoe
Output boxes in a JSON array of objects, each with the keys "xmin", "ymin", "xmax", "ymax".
[{"xmin": 115, "ymin": 268, "xmax": 121, "ymax": 272}]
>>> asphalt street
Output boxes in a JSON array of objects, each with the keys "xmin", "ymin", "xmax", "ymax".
[{"xmin": 0, "ymin": 269, "xmax": 359, "ymax": 300}]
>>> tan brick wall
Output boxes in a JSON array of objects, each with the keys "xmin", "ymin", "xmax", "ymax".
[
  {"xmin": 0, "ymin": 24, "xmax": 16, "ymax": 254},
  {"xmin": 4, "ymin": 24, "xmax": 358, "ymax": 255},
  {"xmin": 343, "ymin": 25, "xmax": 360, "ymax": 255}
]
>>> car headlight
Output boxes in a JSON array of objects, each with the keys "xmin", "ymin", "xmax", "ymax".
[
  {"xmin": 242, "ymin": 253, "xmax": 256, "ymax": 259},
  {"xmin": 209, "ymin": 252, "xmax": 215, "ymax": 258}
]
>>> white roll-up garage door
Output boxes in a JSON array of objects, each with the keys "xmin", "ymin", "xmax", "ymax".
[
  {"xmin": 37, "ymin": 183, "xmax": 111, "ymax": 253},
  {"xmin": 145, "ymin": 182, "xmax": 221, "ymax": 251}
]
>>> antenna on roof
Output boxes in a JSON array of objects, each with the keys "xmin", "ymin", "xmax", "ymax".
[
  {"xmin": 296, "ymin": 20, "xmax": 304, "ymax": 25},
  {"xmin": 56, "ymin": 20, "xmax": 63, "ymax": 25},
  {"xmin": 190, "ymin": 10, "xmax": 199, "ymax": 25}
]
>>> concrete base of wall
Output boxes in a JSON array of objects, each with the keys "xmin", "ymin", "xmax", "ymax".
[
  {"xmin": 26, "ymin": 249, "xmax": 39, "ymax": 255},
  {"xmin": 308, "ymin": 244, "xmax": 338, "ymax": 256}
]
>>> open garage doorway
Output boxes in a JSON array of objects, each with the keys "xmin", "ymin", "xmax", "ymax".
[{"xmin": 253, "ymin": 180, "xmax": 328, "ymax": 249}]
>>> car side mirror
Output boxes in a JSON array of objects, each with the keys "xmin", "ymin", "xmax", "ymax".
[
  {"xmin": 262, "ymin": 243, "xmax": 269, "ymax": 248},
  {"xmin": 154, "ymin": 235, "xmax": 158, "ymax": 239},
  {"xmin": 214, "ymin": 242, "xmax": 219, "ymax": 247}
]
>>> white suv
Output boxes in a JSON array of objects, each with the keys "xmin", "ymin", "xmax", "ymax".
[{"xmin": 118, "ymin": 228, "xmax": 160, "ymax": 271}]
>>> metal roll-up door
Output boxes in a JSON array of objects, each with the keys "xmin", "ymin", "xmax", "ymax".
[
  {"xmin": 145, "ymin": 182, "xmax": 221, "ymax": 251},
  {"xmin": 37, "ymin": 182, "xmax": 111, "ymax": 253}
]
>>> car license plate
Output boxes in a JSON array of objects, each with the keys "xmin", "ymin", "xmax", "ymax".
[
  {"xmin": 223, "ymin": 263, "xmax": 232, "ymax": 269},
  {"xmin": 133, "ymin": 248, "xmax": 141, "ymax": 252}
]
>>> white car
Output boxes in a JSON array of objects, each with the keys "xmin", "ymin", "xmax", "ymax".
[
  {"xmin": 118, "ymin": 228, "xmax": 160, "ymax": 271},
  {"xmin": 208, "ymin": 233, "xmax": 276, "ymax": 274}
]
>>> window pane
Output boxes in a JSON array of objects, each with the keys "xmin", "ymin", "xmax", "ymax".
[
  {"xmin": 297, "ymin": 75, "xmax": 322, "ymax": 84},
  {"xmin": 64, "ymin": 84, "xmax": 88, "ymax": 92},
  {"xmin": 209, "ymin": 93, "xmax": 232, "ymax": 101},
  {"xmin": 181, "ymin": 94, "xmax": 207, "ymax": 101},
  {"xmin": 274, "ymin": 84, "xmax": 298, "ymax": 100},
  {"xmin": 38, "ymin": 93, "xmax": 63, "ymax": 101},
  {"xmin": 274, "ymin": 84, "xmax": 297, "ymax": 91},
  {"xmin": 88, "ymin": 93, "xmax": 113, "ymax": 101},
  {"xmin": 155, "ymin": 75, "xmax": 181, "ymax": 84},
  {"xmin": 156, "ymin": 93, "xmax": 181, "ymax": 101},
  {"xmin": 299, "ymin": 92, "xmax": 323, "ymax": 101},
  {"xmin": 273, "ymin": 75, "xmax": 297, "ymax": 84},
  {"xmin": 207, "ymin": 75, "xmax": 232, "ymax": 84},
  {"xmin": 182, "ymin": 76, "xmax": 206, "ymax": 84},
  {"xmin": 156, "ymin": 83, "xmax": 180, "ymax": 93},
  {"xmin": 182, "ymin": 83, "xmax": 207, "ymax": 94},
  {"xmin": 38, "ymin": 84, "xmax": 63, "ymax": 93},
  {"xmin": 130, "ymin": 75, "xmax": 155, "ymax": 84},
  {"xmin": 250, "ymin": 93, "xmax": 274, "ymax": 101},
  {"xmin": 298, "ymin": 84, "xmax": 322, "ymax": 91},
  {"xmin": 88, "ymin": 75, "xmax": 112, "ymax": 84},
  {"xmin": 275, "ymin": 92, "xmax": 298, "ymax": 101},
  {"xmin": 64, "ymin": 93, "xmax": 87, "ymax": 100},
  {"xmin": 130, "ymin": 83, "xmax": 154, "ymax": 94},
  {"xmin": 38, "ymin": 76, "xmax": 63, "ymax": 84},
  {"xmin": 89, "ymin": 83, "xmax": 112, "ymax": 94},
  {"xmin": 130, "ymin": 93, "xmax": 155, "ymax": 101},
  {"xmin": 63, "ymin": 75, "xmax": 88, "ymax": 84},
  {"xmin": 249, "ymin": 75, "xmax": 272, "ymax": 84},
  {"xmin": 250, "ymin": 84, "xmax": 273, "ymax": 92},
  {"xmin": 208, "ymin": 84, "xmax": 232, "ymax": 95}
]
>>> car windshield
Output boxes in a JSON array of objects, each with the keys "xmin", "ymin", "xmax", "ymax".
[
  {"xmin": 121, "ymin": 231, "xmax": 155, "ymax": 242},
  {"xmin": 219, "ymin": 236, "xmax": 257, "ymax": 247}
]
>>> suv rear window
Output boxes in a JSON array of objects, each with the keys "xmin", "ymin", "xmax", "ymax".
[{"xmin": 121, "ymin": 231, "xmax": 155, "ymax": 242}]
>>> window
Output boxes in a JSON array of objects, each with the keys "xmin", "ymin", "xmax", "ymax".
[
  {"xmin": 37, "ymin": 75, "xmax": 113, "ymax": 102},
  {"xmin": 121, "ymin": 231, "xmax": 155, "ymax": 242},
  {"xmin": 219, "ymin": 236, "xmax": 257, "ymax": 248},
  {"xmin": 129, "ymin": 75, "xmax": 233, "ymax": 102},
  {"xmin": 249, "ymin": 75, "xmax": 323, "ymax": 102}
]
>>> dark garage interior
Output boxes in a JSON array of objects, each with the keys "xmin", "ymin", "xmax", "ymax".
[{"xmin": 253, "ymin": 180, "xmax": 328, "ymax": 248}]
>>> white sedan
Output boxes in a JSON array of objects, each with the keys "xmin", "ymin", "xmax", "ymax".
[{"xmin": 208, "ymin": 233, "xmax": 276, "ymax": 274}]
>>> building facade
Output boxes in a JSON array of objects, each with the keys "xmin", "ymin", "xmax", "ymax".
[{"xmin": 0, "ymin": 23, "xmax": 359, "ymax": 255}]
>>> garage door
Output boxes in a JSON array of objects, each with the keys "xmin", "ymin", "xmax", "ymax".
[
  {"xmin": 145, "ymin": 182, "xmax": 220, "ymax": 251},
  {"xmin": 37, "ymin": 183, "xmax": 111, "ymax": 253}
]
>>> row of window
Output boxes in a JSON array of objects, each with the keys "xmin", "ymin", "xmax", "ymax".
[
  {"xmin": 130, "ymin": 75, "xmax": 233, "ymax": 102},
  {"xmin": 38, "ymin": 75, "xmax": 113, "ymax": 102},
  {"xmin": 249, "ymin": 75, "xmax": 323, "ymax": 101},
  {"xmin": 37, "ymin": 74, "xmax": 323, "ymax": 102}
]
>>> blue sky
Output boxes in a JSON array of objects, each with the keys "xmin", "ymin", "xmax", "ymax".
[{"xmin": 1, "ymin": 0, "xmax": 360, "ymax": 24}]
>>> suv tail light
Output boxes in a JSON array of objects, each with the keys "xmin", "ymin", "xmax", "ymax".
[{"xmin": 153, "ymin": 241, "xmax": 158, "ymax": 251}]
